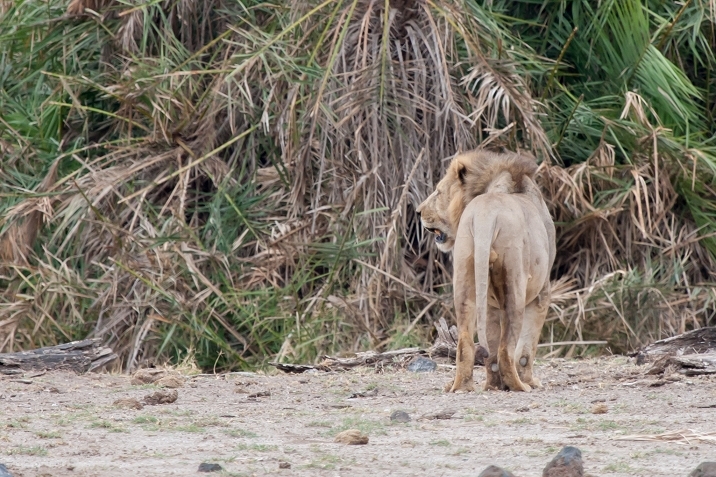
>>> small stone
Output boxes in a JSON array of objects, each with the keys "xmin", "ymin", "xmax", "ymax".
[
  {"xmin": 155, "ymin": 375, "xmax": 185, "ymax": 388},
  {"xmin": 516, "ymin": 406, "xmax": 530, "ymax": 412},
  {"xmin": 0, "ymin": 463, "xmax": 13, "ymax": 477},
  {"xmin": 113, "ymin": 398, "xmax": 144, "ymax": 410},
  {"xmin": 407, "ymin": 357, "xmax": 437, "ymax": 373},
  {"xmin": 390, "ymin": 410, "xmax": 411, "ymax": 422},
  {"xmin": 278, "ymin": 462, "xmax": 291, "ymax": 469},
  {"xmin": 143, "ymin": 389, "xmax": 178, "ymax": 405},
  {"xmin": 334, "ymin": 429, "xmax": 369, "ymax": 445},
  {"xmin": 690, "ymin": 462, "xmax": 716, "ymax": 477},
  {"xmin": 198, "ymin": 463, "xmax": 223, "ymax": 472},
  {"xmin": 591, "ymin": 403, "xmax": 608, "ymax": 414},
  {"xmin": 543, "ymin": 446, "xmax": 583, "ymax": 477},
  {"xmin": 478, "ymin": 465, "xmax": 516, "ymax": 477}
]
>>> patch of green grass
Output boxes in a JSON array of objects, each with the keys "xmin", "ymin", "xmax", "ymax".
[
  {"xmin": 303, "ymin": 452, "xmax": 346, "ymax": 470},
  {"xmin": 36, "ymin": 430, "xmax": 61, "ymax": 439},
  {"xmin": 328, "ymin": 417, "xmax": 386, "ymax": 436},
  {"xmin": 509, "ymin": 417, "xmax": 533, "ymax": 425},
  {"xmin": 429, "ymin": 439, "xmax": 451, "ymax": 447},
  {"xmin": 8, "ymin": 446, "xmax": 47, "ymax": 456},
  {"xmin": 160, "ymin": 409, "xmax": 193, "ymax": 417},
  {"xmin": 193, "ymin": 418, "xmax": 226, "ymax": 427},
  {"xmin": 307, "ymin": 421, "xmax": 333, "ymax": 428},
  {"xmin": 236, "ymin": 443, "xmax": 277, "ymax": 452},
  {"xmin": 452, "ymin": 447, "xmax": 470, "ymax": 455},
  {"xmin": 5, "ymin": 418, "xmax": 30, "ymax": 429},
  {"xmin": 133, "ymin": 415, "xmax": 161, "ymax": 431},
  {"xmin": 597, "ymin": 420, "xmax": 622, "ymax": 431},
  {"xmin": 174, "ymin": 424, "xmax": 205, "ymax": 433},
  {"xmin": 603, "ymin": 461, "xmax": 636, "ymax": 473},
  {"xmin": 133, "ymin": 416, "xmax": 159, "ymax": 424},
  {"xmin": 54, "ymin": 418, "xmax": 71, "ymax": 427},
  {"xmin": 90, "ymin": 420, "xmax": 128, "ymax": 433},
  {"xmin": 224, "ymin": 428, "xmax": 258, "ymax": 438}
]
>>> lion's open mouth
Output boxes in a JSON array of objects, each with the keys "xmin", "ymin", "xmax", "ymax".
[{"xmin": 429, "ymin": 228, "xmax": 447, "ymax": 244}]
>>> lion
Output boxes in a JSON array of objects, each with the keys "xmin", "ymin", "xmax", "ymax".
[{"xmin": 417, "ymin": 149, "xmax": 555, "ymax": 392}]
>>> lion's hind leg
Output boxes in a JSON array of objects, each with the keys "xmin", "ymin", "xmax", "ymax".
[
  {"xmin": 517, "ymin": 282, "xmax": 550, "ymax": 388},
  {"xmin": 482, "ymin": 307, "xmax": 503, "ymax": 391},
  {"xmin": 496, "ymin": 259, "xmax": 531, "ymax": 393}
]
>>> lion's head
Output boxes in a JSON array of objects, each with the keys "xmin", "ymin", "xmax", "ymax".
[{"xmin": 416, "ymin": 149, "xmax": 538, "ymax": 252}]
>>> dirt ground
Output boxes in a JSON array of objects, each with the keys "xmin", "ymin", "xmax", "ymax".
[{"xmin": 1, "ymin": 356, "xmax": 715, "ymax": 477}]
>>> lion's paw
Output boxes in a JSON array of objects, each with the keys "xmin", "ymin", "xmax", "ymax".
[
  {"xmin": 526, "ymin": 377, "xmax": 542, "ymax": 388},
  {"xmin": 445, "ymin": 379, "xmax": 476, "ymax": 394}
]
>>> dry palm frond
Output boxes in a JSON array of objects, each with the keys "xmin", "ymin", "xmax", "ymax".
[
  {"xmin": 2, "ymin": 0, "xmax": 716, "ymax": 369},
  {"xmin": 0, "ymin": 159, "xmax": 60, "ymax": 266}
]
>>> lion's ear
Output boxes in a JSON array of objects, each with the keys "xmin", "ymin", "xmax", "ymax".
[{"xmin": 455, "ymin": 160, "xmax": 467, "ymax": 184}]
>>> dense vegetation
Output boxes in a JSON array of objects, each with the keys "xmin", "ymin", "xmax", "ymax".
[{"xmin": 1, "ymin": 0, "xmax": 715, "ymax": 370}]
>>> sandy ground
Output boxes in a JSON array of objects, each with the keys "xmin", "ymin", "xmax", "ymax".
[{"xmin": 1, "ymin": 356, "xmax": 715, "ymax": 477}]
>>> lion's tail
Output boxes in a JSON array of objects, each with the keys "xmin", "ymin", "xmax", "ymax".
[{"xmin": 472, "ymin": 217, "xmax": 496, "ymax": 346}]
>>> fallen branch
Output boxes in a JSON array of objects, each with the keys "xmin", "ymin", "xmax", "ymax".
[
  {"xmin": 634, "ymin": 327, "xmax": 716, "ymax": 363},
  {"xmin": 270, "ymin": 318, "xmax": 488, "ymax": 373},
  {"xmin": 613, "ymin": 429, "xmax": 716, "ymax": 444},
  {"xmin": 632, "ymin": 327, "xmax": 716, "ymax": 376},
  {"xmin": 319, "ymin": 348, "xmax": 424, "ymax": 369},
  {"xmin": 0, "ymin": 338, "xmax": 117, "ymax": 374}
]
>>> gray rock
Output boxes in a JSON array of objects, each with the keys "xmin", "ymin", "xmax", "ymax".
[
  {"xmin": 690, "ymin": 462, "xmax": 716, "ymax": 477},
  {"xmin": 390, "ymin": 410, "xmax": 411, "ymax": 422},
  {"xmin": 198, "ymin": 463, "xmax": 223, "ymax": 472},
  {"xmin": 407, "ymin": 357, "xmax": 437, "ymax": 373},
  {"xmin": 0, "ymin": 464, "xmax": 13, "ymax": 477},
  {"xmin": 478, "ymin": 465, "xmax": 516, "ymax": 477},
  {"xmin": 543, "ymin": 446, "xmax": 583, "ymax": 477}
]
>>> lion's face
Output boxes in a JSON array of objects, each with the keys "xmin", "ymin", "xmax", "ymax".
[{"xmin": 416, "ymin": 161, "xmax": 465, "ymax": 252}]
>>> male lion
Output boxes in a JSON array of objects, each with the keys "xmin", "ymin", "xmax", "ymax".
[{"xmin": 417, "ymin": 149, "xmax": 555, "ymax": 392}]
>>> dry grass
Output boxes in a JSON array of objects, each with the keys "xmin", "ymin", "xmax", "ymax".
[{"xmin": 1, "ymin": 0, "xmax": 715, "ymax": 369}]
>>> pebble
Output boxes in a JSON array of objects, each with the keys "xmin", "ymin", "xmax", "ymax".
[
  {"xmin": 198, "ymin": 463, "xmax": 223, "ymax": 472},
  {"xmin": 407, "ymin": 357, "xmax": 437, "ymax": 373},
  {"xmin": 591, "ymin": 403, "xmax": 608, "ymax": 414},
  {"xmin": 543, "ymin": 446, "xmax": 583, "ymax": 477},
  {"xmin": 690, "ymin": 462, "xmax": 716, "ymax": 477},
  {"xmin": 478, "ymin": 465, "xmax": 516, "ymax": 477},
  {"xmin": 334, "ymin": 429, "xmax": 369, "ymax": 445},
  {"xmin": 390, "ymin": 410, "xmax": 411, "ymax": 422},
  {"xmin": 279, "ymin": 462, "xmax": 291, "ymax": 469}
]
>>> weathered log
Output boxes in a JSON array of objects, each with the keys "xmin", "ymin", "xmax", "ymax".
[
  {"xmin": 670, "ymin": 353, "xmax": 716, "ymax": 376},
  {"xmin": 0, "ymin": 338, "xmax": 117, "ymax": 374},
  {"xmin": 632, "ymin": 327, "xmax": 716, "ymax": 376},
  {"xmin": 429, "ymin": 317, "xmax": 488, "ymax": 366},
  {"xmin": 270, "ymin": 318, "xmax": 489, "ymax": 373},
  {"xmin": 318, "ymin": 348, "xmax": 424, "ymax": 369},
  {"xmin": 634, "ymin": 327, "xmax": 716, "ymax": 363}
]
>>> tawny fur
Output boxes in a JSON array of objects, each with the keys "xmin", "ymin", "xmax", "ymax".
[
  {"xmin": 417, "ymin": 148, "xmax": 555, "ymax": 393},
  {"xmin": 418, "ymin": 149, "xmax": 542, "ymax": 253}
]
